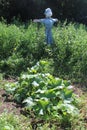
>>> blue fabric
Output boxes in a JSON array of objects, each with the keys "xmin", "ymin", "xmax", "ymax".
[{"xmin": 40, "ymin": 18, "xmax": 57, "ymax": 44}]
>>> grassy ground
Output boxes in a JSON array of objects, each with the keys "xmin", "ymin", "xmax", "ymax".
[
  {"xmin": 0, "ymin": 77, "xmax": 87, "ymax": 130},
  {"xmin": 73, "ymin": 85, "xmax": 87, "ymax": 129}
]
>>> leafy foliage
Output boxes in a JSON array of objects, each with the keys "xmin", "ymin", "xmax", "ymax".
[
  {"xmin": 53, "ymin": 22, "xmax": 87, "ymax": 83},
  {"xmin": 5, "ymin": 61, "xmax": 79, "ymax": 126}
]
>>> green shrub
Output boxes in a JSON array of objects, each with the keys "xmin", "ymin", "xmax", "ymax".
[
  {"xmin": 52, "ymin": 23, "xmax": 87, "ymax": 83},
  {"xmin": 0, "ymin": 22, "xmax": 22, "ymax": 60},
  {"xmin": 0, "ymin": 22, "xmax": 46, "ymax": 76}
]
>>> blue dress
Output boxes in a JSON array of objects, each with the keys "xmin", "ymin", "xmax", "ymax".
[{"xmin": 40, "ymin": 18, "xmax": 57, "ymax": 44}]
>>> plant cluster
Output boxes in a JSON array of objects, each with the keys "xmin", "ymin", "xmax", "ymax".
[{"xmin": 5, "ymin": 61, "xmax": 79, "ymax": 128}]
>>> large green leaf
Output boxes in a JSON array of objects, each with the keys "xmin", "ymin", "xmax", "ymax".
[
  {"xmin": 23, "ymin": 97, "xmax": 35, "ymax": 107},
  {"xmin": 36, "ymin": 98, "xmax": 49, "ymax": 109}
]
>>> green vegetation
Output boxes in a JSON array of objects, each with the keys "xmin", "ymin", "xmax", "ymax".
[
  {"xmin": 0, "ymin": 21, "xmax": 87, "ymax": 129},
  {"xmin": 0, "ymin": 21, "xmax": 87, "ymax": 83},
  {"xmin": 5, "ymin": 61, "xmax": 79, "ymax": 127},
  {"xmin": 0, "ymin": 112, "xmax": 31, "ymax": 130}
]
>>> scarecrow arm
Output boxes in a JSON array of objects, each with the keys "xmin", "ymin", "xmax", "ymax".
[{"xmin": 33, "ymin": 19, "xmax": 41, "ymax": 22}]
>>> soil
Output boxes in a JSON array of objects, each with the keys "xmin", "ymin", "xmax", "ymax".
[{"xmin": 0, "ymin": 89, "xmax": 22, "ymax": 115}]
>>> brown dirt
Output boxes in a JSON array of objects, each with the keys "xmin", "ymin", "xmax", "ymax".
[{"xmin": 0, "ymin": 89, "xmax": 22, "ymax": 115}]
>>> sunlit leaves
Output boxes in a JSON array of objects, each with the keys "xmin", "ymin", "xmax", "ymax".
[{"xmin": 5, "ymin": 61, "xmax": 79, "ymax": 123}]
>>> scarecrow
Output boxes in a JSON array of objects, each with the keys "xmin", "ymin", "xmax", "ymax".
[{"xmin": 33, "ymin": 8, "xmax": 58, "ymax": 45}]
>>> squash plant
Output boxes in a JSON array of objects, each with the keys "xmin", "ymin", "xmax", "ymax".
[{"xmin": 5, "ymin": 60, "xmax": 79, "ymax": 124}]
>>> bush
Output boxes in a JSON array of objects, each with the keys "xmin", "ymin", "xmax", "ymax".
[
  {"xmin": 53, "ymin": 23, "xmax": 87, "ymax": 83},
  {"xmin": 0, "ymin": 22, "xmax": 45, "ymax": 76},
  {"xmin": 0, "ymin": 22, "xmax": 22, "ymax": 60}
]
